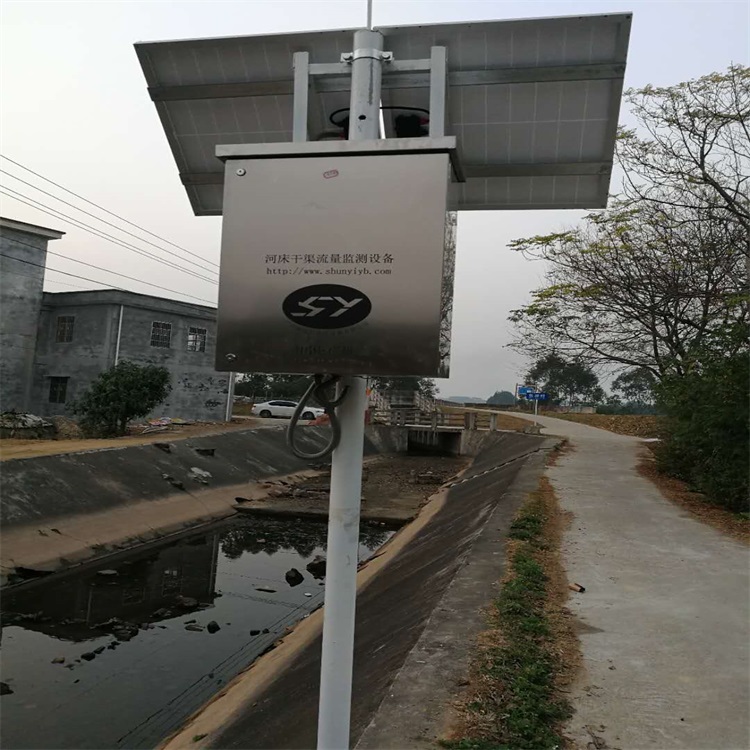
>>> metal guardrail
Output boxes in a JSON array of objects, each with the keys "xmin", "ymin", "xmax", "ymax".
[{"xmin": 370, "ymin": 408, "xmax": 498, "ymax": 430}]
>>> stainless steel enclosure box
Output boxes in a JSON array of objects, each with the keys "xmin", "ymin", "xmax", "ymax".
[{"xmin": 216, "ymin": 150, "xmax": 451, "ymax": 376}]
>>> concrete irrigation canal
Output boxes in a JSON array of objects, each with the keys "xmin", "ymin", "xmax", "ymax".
[
  {"xmin": 0, "ymin": 424, "xmax": 551, "ymax": 749},
  {"xmin": 0, "ymin": 516, "xmax": 392, "ymax": 749}
]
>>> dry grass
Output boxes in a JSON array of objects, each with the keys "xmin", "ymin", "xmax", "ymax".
[
  {"xmin": 0, "ymin": 419, "xmax": 259, "ymax": 462},
  {"xmin": 638, "ymin": 447, "xmax": 749, "ymax": 545},
  {"xmin": 443, "ymin": 470, "xmax": 581, "ymax": 750},
  {"xmin": 551, "ymin": 413, "xmax": 663, "ymax": 438}
]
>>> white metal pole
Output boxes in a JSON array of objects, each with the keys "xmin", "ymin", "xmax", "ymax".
[
  {"xmin": 534, "ymin": 396, "xmax": 538, "ymax": 417},
  {"xmin": 316, "ymin": 27, "xmax": 383, "ymax": 750},
  {"xmin": 224, "ymin": 372, "xmax": 236, "ymax": 422}
]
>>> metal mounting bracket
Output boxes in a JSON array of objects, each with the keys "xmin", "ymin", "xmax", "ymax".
[{"xmin": 341, "ymin": 49, "xmax": 393, "ymax": 63}]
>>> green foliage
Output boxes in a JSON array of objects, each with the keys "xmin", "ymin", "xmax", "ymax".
[
  {"xmin": 446, "ymin": 493, "xmax": 571, "ymax": 750},
  {"xmin": 527, "ymin": 353, "xmax": 601, "ymax": 405},
  {"xmin": 235, "ymin": 374, "xmax": 311, "ymax": 400},
  {"xmin": 487, "ymin": 390, "xmax": 516, "ymax": 406},
  {"xmin": 509, "ymin": 65, "xmax": 748, "ymax": 513},
  {"xmin": 72, "ymin": 361, "xmax": 171, "ymax": 436},
  {"xmin": 612, "ymin": 367, "xmax": 657, "ymax": 404},
  {"xmin": 656, "ymin": 345, "xmax": 749, "ymax": 513},
  {"xmin": 371, "ymin": 376, "xmax": 437, "ymax": 398}
]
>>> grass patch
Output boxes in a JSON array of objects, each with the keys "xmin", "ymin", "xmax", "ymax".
[{"xmin": 443, "ymin": 479, "xmax": 575, "ymax": 750}]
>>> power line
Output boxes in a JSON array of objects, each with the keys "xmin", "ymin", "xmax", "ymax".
[
  {"xmin": 0, "ymin": 187, "xmax": 218, "ymax": 285},
  {"xmin": 0, "ymin": 156, "xmax": 219, "ymax": 271},
  {"xmin": 2, "ymin": 266, "xmax": 106, "ymax": 291},
  {"xmin": 1, "ymin": 246, "xmax": 215, "ymax": 305},
  {"xmin": 43, "ymin": 248, "xmax": 216, "ymax": 303}
]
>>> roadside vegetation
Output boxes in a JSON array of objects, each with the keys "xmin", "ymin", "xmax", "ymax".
[
  {"xmin": 73, "ymin": 361, "xmax": 171, "ymax": 436},
  {"xmin": 509, "ymin": 65, "xmax": 749, "ymax": 514},
  {"xmin": 444, "ymin": 466, "xmax": 577, "ymax": 750},
  {"xmin": 638, "ymin": 448, "xmax": 749, "ymax": 544}
]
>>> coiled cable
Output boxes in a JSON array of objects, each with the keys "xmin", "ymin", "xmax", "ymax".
[{"xmin": 286, "ymin": 374, "xmax": 349, "ymax": 460}]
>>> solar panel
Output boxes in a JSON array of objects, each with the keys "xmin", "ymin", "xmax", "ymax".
[{"xmin": 135, "ymin": 13, "xmax": 631, "ymax": 215}]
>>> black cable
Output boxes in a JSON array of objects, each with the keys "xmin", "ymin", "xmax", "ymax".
[
  {"xmin": 286, "ymin": 374, "xmax": 349, "ymax": 460},
  {"xmin": 0, "ymin": 248, "xmax": 215, "ymax": 305},
  {"xmin": 0, "ymin": 156, "xmax": 219, "ymax": 270},
  {"xmin": 0, "ymin": 187, "xmax": 218, "ymax": 284},
  {"xmin": 2, "ymin": 265, "xmax": 98, "ymax": 291},
  {"xmin": 0, "ymin": 172, "xmax": 219, "ymax": 276},
  {"xmin": 328, "ymin": 105, "xmax": 430, "ymax": 128}
]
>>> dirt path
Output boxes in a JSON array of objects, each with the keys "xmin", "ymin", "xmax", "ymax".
[
  {"xmin": 0, "ymin": 418, "xmax": 272, "ymax": 462},
  {"xmin": 513, "ymin": 412, "xmax": 750, "ymax": 749}
]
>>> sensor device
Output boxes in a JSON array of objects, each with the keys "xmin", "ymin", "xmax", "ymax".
[{"xmin": 215, "ymin": 142, "xmax": 454, "ymax": 376}]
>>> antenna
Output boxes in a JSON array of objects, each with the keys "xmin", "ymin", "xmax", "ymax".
[{"xmin": 366, "ymin": 0, "xmax": 373, "ymax": 30}]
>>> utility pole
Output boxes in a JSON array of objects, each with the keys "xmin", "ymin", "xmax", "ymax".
[{"xmin": 316, "ymin": 20, "xmax": 383, "ymax": 750}]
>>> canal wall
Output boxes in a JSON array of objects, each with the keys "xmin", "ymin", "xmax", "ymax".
[
  {"xmin": 0, "ymin": 425, "xmax": 407, "ymax": 581},
  {"xmin": 160, "ymin": 430, "xmax": 551, "ymax": 750}
]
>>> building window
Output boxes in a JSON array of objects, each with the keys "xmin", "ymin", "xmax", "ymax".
[
  {"xmin": 187, "ymin": 326, "xmax": 207, "ymax": 352},
  {"xmin": 150, "ymin": 321, "xmax": 172, "ymax": 348},
  {"xmin": 55, "ymin": 316, "xmax": 75, "ymax": 343},
  {"xmin": 49, "ymin": 377, "xmax": 69, "ymax": 404}
]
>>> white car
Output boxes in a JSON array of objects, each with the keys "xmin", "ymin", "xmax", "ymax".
[{"xmin": 251, "ymin": 400, "xmax": 324, "ymax": 420}]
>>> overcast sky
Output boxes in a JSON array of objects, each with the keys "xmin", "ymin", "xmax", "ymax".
[{"xmin": 1, "ymin": 0, "xmax": 747, "ymax": 398}]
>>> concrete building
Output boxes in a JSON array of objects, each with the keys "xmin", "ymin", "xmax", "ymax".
[
  {"xmin": 0, "ymin": 217, "xmax": 65, "ymax": 412},
  {"xmin": 1, "ymin": 217, "xmax": 231, "ymax": 423}
]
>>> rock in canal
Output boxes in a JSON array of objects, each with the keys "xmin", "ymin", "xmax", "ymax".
[
  {"xmin": 0, "ymin": 682, "xmax": 14, "ymax": 696},
  {"xmin": 51, "ymin": 657, "xmax": 65, "ymax": 664},
  {"xmin": 306, "ymin": 555, "xmax": 327, "ymax": 579},
  {"xmin": 285, "ymin": 568, "xmax": 304, "ymax": 587},
  {"xmin": 206, "ymin": 621, "xmax": 221, "ymax": 634},
  {"xmin": 81, "ymin": 652, "xmax": 96, "ymax": 661},
  {"xmin": 250, "ymin": 630, "xmax": 260, "ymax": 636},
  {"xmin": 255, "ymin": 587, "xmax": 276, "ymax": 594},
  {"xmin": 185, "ymin": 624, "xmax": 204, "ymax": 632}
]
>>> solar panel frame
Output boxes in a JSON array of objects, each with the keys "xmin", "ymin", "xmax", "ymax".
[{"xmin": 135, "ymin": 12, "xmax": 631, "ymax": 216}]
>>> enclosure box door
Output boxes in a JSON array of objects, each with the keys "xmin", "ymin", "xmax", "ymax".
[{"xmin": 216, "ymin": 152, "xmax": 452, "ymax": 376}]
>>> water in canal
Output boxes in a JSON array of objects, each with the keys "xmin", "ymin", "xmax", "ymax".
[{"xmin": 0, "ymin": 516, "xmax": 392, "ymax": 749}]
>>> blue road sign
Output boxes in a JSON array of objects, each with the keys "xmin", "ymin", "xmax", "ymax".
[
  {"xmin": 525, "ymin": 392, "xmax": 549, "ymax": 401},
  {"xmin": 517, "ymin": 385, "xmax": 534, "ymax": 396}
]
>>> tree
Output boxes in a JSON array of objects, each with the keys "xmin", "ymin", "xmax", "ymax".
[
  {"xmin": 73, "ymin": 361, "xmax": 171, "ymax": 436},
  {"xmin": 509, "ymin": 66, "xmax": 749, "ymax": 511},
  {"xmin": 509, "ymin": 67, "xmax": 748, "ymax": 378},
  {"xmin": 235, "ymin": 374, "xmax": 311, "ymax": 400},
  {"xmin": 234, "ymin": 374, "xmax": 270, "ymax": 398},
  {"xmin": 526, "ymin": 354, "xmax": 601, "ymax": 405},
  {"xmin": 371, "ymin": 377, "xmax": 437, "ymax": 398},
  {"xmin": 619, "ymin": 66, "xmax": 750, "ymax": 259},
  {"xmin": 655, "ymin": 337, "xmax": 748, "ymax": 512},
  {"xmin": 508, "ymin": 198, "xmax": 746, "ymax": 377},
  {"xmin": 611, "ymin": 368, "xmax": 657, "ymax": 404},
  {"xmin": 487, "ymin": 390, "xmax": 516, "ymax": 406}
]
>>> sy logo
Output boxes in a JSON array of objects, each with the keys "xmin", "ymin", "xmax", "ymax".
[{"xmin": 283, "ymin": 285, "xmax": 372, "ymax": 329}]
